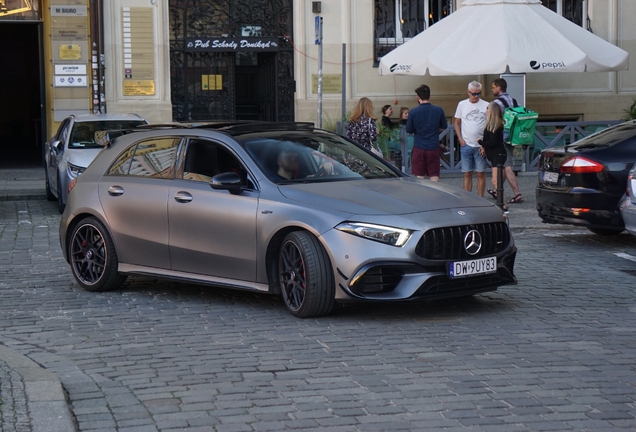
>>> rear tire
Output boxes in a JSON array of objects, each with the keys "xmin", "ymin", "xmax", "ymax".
[
  {"xmin": 278, "ymin": 231, "xmax": 335, "ymax": 318},
  {"xmin": 69, "ymin": 217, "xmax": 127, "ymax": 292},
  {"xmin": 587, "ymin": 227, "xmax": 624, "ymax": 236}
]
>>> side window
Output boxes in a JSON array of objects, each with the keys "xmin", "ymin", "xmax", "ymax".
[
  {"xmin": 182, "ymin": 139, "xmax": 252, "ymax": 187},
  {"xmin": 108, "ymin": 138, "xmax": 180, "ymax": 177},
  {"xmin": 129, "ymin": 138, "xmax": 181, "ymax": 178},
  {"xmin": 108, "ymin": 144, "xmax": 138, "ymax": 175}
]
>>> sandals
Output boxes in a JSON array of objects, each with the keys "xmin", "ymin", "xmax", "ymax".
[
  {"xmin": 508, "ymin": 194, "xmax": 524, "ymax": 204},
  {"xmin": 487, "ymin": 188, "xmax": 497, "ymax": 199}
]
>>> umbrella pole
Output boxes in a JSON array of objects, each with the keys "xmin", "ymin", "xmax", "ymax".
[{"xmin": 496, "ymin": 163, "xmax": 505, "ymax": 211}]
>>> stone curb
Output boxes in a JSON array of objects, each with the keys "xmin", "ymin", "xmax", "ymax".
[
  {"xmin": 0, "ymin": 345, "xmax": 77, "ymax": 432},
  {"xmin": 0, "ymin": 192, "xmax": 47, "ymax": 201}
]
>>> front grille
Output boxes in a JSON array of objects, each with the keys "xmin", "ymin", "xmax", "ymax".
[{"xmin": 416, "ymin": 222, "xmax": 510, "ymax": 261}]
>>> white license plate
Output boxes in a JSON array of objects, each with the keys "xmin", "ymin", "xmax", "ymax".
[
  {"xmin": 449, "ymin": 257, "xmax": 497, "ymax": 278},
  {"xmin": 543, "ymin": 171, "xmax": 559, "ymax": 183}
]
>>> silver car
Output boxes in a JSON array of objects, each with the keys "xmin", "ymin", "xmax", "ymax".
[
  {"xmin": 59, "ymin": 122, "xmax": 517, "ymax": 318},
  {"xmin": 619, "ymin": 165, "xmax": 636, "ymax": 236},
  {"xmin": 44, "ymin": 113, "xmax": 147, "ymax": 213}
]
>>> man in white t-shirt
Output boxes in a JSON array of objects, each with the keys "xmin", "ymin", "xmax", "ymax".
[{"xmin": 454, "ymin": 81, "xmax": 489, "ymax": 196}]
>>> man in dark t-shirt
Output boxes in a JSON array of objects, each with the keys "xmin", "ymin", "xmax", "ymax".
[{"xmin": 406, "ymin": 84, "xmax": 447, "ymax": 181}]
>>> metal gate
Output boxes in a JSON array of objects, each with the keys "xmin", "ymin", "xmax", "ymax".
[{"xmin": 169, "ymin": 0, "xmax": 294, "ymax": 122}]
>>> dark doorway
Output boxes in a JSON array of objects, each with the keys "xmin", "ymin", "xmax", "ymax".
[
  {"xmin": 0, "ymin": 23, "xmax": 44, "ymax": 168},
  {"xmin": 169, "ymin": 0, "xmax": 295, "ymax": 123},
  {"xmin": 235, "ymin": 52, "xmax": 277, "ymax": 121}
]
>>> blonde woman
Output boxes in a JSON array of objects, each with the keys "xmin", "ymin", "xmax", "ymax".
[
  {"xmin": 478, "ymin": 102, "xmax": 508, "ymax": 211},
  {"xmin": 346, "ymin": 97, "xmax": 378, "ymax": 151}
]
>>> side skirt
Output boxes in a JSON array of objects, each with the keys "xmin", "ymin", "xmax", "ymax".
[{"xmin": 118, "ymin": 264, "xmax": 271, "ymax": 293}]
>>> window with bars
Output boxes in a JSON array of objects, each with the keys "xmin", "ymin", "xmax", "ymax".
[
  {"xmin": 374, "ymin": 0, "xmax": 453, "ymax": 66},
  {"xmin": 541, "ymin": 0, "xmax": 584, "ymax": 26},
  {"xmin": 374, "ymin": 0, "xmax": 587, "ymax": 66}
]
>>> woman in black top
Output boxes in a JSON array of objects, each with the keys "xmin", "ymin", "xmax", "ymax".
[
  {"xmin": 380, "ymin": 105, "xmax": 395, "ymax": 129},
  {"xmin": 478, "ymin": 102, "xmax": 508, "ymax": 211}
]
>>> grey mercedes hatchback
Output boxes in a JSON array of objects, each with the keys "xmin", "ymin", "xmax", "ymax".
[{"xmin": 59, "ymin": 122, "xmax": 517, "ymax": 317}]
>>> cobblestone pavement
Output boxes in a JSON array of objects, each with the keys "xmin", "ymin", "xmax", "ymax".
[{"xmin": 1, "ymin": 199, "xmax": 636, "ymax": 431}]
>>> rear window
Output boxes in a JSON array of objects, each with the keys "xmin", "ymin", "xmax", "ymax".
[
  {"xmin": 569, "ymin": 123, "xmax": 636, "ymax": 150},
  {"xmin": 70, "ymin": 120, "xmax": 146, "ymax": 149}
]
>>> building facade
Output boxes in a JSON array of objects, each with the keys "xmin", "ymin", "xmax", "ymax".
[{"xmin": 0, "ymin": 0, "xmax": 634, "ymax": 168}]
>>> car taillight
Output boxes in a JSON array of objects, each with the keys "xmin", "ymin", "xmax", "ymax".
[
  {"xmin": 560, "ymin": 156, "xmax": 604, "ymax": 174},
  {"xmin": 628, "ymin": 173, "xmax": 635, "ymax": 198},
  {"xmin": 68, "ymin": 178, "xmax": 77, "ymax": 194}
]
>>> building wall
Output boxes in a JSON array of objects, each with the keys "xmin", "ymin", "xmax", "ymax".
[
  {"xmin": 103, "ymin": 0, "xmax": 172, "ymax": 123},
  {"xmin": 293, "ymin": 0, "xmax": 636, "ymax": 126}
]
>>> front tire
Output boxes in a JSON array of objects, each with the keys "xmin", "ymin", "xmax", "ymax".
[
  {"xmin": 57, "ymin": 177, "xmax": 65, "ymax": 214},
  {"xmin": 69, "ymin": 217, "xmax": 127, "ymax": 292},
  {"xmin": 279, "ymin": 231, "xmax": 336, "ymax": 318}
]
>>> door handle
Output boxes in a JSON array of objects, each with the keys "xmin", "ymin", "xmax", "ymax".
[
  {"xmin": 174, "ymin": 191, "xmax": 193, "ymax": 203},
  {"xmin": 108, "ymin": 185, "xmax": 124, "ymax": 196}
]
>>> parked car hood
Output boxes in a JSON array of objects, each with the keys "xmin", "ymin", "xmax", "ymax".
[
  {"xmin": 65, "ymin": 148, "xmax": 103, "ymax": 168},
  {"xmin": 278, "ymin": 177, "xmax": 493, "ymax": 215}
]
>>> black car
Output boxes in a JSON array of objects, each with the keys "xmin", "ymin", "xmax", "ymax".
[{"xmin": 536, "ymin": 120, "xmax": 636, "ymax": 235}]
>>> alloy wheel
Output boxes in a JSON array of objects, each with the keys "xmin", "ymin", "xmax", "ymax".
[{"xmin": 71, "ymin": 223, "xmax": 107, "ymax": 286}]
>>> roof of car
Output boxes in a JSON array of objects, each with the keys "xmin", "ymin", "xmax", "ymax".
[
  {"xmin": 135, "ymin": 121, "xmax": 316, "ymax": 135},
  {"xmin": 71, "ymin": 113, "xmax": 147, "ymax": 122},
  {"xmin": 94, "ymin": 121, "xmax": 318, "ymax": 147}
]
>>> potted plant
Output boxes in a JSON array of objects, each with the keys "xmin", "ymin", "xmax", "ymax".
[
  {"xmin": 376, "ymin": 124, "xmax": 400, "ymax": 160},
  {"xmin": 623, "ymin": 97, "xmax": 636, "ymax": 121}
]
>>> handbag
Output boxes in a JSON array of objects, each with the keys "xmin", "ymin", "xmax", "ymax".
[{"xmin": 368, "ymin": 118, "xmax": 384, "ymax": 158}]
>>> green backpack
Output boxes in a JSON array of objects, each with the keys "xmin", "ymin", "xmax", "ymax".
[
  {"xmin": 498, "ymin": 97, "xmax": 538, "ymax": 146},
  {"xmin": 503, "ymin": 106, "xmax": 538, "ymax": 146}
]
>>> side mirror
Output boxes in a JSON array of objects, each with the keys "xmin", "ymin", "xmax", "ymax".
[
  {"xmin": 210, "ymin": 172, "xmax": 243, "ymax": 195},
  {"xmin": 51, "ymin": 139, "xmax": 62, "ymax": 152}
]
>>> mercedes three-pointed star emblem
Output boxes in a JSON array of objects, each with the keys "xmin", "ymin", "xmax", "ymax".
[{"xmin": 464, "ymin": 229, "xmax": 482, "ymax": 256}]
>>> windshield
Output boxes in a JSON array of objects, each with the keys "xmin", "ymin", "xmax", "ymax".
[
  {"xmin": 567, "ymin": 123, "xmax": 636, "ymax": 150},
  {"xmin": 69, "ymin": 120, "xmax": 146, "ymax": 149},
  {"xmin": 241, "ymin": 130, "xmax": 401, "ymax": 184}
]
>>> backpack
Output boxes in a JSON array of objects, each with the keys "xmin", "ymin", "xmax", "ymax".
[{"xmin": 499, "ymin": 96, "xmax": 538, "ymax": 146}]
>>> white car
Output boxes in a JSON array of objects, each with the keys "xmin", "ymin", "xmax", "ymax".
[
  {"xmin": 44, "ymin": 113, "xmax": 147, "ymax": 213},
  {"xmin": 619, "ymin": 165, "xmax": 636, "ymax": 236}
]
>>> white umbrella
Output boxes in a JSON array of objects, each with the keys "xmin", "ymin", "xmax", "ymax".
[{"xmin": 378, "ymin": 0, "xmax": 628, "ymax": 76}]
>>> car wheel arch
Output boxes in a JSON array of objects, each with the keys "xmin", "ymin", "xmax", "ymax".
[
  {"xmin": 65, "ymin": 212, "xmax": 118, "ymax": 262},
  {"xmin": 265, "ymin": 225, "xmax": 330, "ymax": 295}
]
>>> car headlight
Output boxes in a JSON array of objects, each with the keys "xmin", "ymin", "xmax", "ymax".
[
  {"xmin": 336, "ymin": 222, "xmax": 412, "ymax": 247},
  {"xmin": 67, "ymin": 163, "xmax": 86, "ymax": 178}
]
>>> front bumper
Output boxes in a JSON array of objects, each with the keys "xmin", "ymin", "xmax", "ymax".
[{"xmin": 321, "ymin": 218, "xmax": 517, "ymax": 302}]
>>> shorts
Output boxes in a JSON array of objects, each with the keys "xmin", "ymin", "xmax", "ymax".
[
  {"xmin": 412, "ymin": 147, "xmax": 441, "ymax": 178},
  {"xmin": 460, "ymin": 145, "xmax": 488, "ymax": 173},
  {"xmin": 503, "ymin": 143, "xmax": 514, "ymax": 168}
]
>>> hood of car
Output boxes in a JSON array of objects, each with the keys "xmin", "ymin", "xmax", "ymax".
[
  {"xmin": 278, "ymin": 177, "xmax": 493, "ymax": 215},
  {"xmin": 65, "ymin": 148, "xmax": 103, "ymax": 168}
]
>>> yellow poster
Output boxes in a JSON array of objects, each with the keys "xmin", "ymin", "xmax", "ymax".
[
  {"xmin": 312, "ymin": 74, "xmax": 342, "ymax": 94},
  {"xmin": 123, "ymin": 80, "xmax": 156, "ymax": 96},
  {"xmin": 202, "ymin": 74, "xmax": 223, "ymax": 91},
  {"xmin": 59, "ymin": 44, "xmax": 82, "ymax": 60}
]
